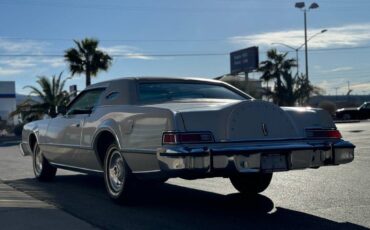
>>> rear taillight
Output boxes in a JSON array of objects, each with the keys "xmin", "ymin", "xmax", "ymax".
[
  {"xmin": 306, "ymin": 129, "xmax": 342, "ymax": 139},
  {"xmin": 162, "ymin": 132, "xmax": 214, "ymax": 145}
]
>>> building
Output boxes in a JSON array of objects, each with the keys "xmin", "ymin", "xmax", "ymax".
[
  {"xmin": 0, "ymin": 81, "xmax": 17, "ymax": 125},
  {"xmin": 215, "ymin": 73, "xmax": 264, "ymax": 99}
]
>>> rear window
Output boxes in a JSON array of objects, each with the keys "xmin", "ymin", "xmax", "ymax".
[{"xmin": 138, "ymin": 82, "xmax": 248, "ymax": 103}]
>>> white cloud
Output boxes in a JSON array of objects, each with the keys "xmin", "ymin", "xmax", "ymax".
[
  {"xmin": 316, "ymin": 66, "xmax": 354, "ymax": 74},
  {"xmin": 101, "ymin": 45, "xmax": 155, "ymax": 60},
  {"xmin": 327, "ymin": 67, "xmax": 353, "ymax": 72},
  {"xmin": 39, "ymin": 58, "xmax": 65, "ymax": 67},
  {"xmin": 351, "ymin": 82, "xmax": 370, "ymax": 92},
  {"xmin": 0, "ymin": 38, "xmax": 65, "ymax": 76},
  {"xmin": 0, "ymin": 58, "xmax": 37, "ymax": 68},
  {"xmin": 0, "ymin": 38, "xmax": 47, "ymax": 54},
  {"xmin": 315, "ymin": 79, "xmax": 370, "ymax": 95},
  {"xmin": 0, "ymin": 67, "xmax": 24, "ymax": 76},
  {"xmin": 229, "ymin": 23, "xmax": 370, "ymax": 49},
  {"xmin": 0, "ymin": 57, "xmax": 66, "ymax": 76}
]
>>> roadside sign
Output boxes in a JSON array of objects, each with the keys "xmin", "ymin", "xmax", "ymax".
[{"xmin": 230, "ymin": 46, "xmax": 259, "ymax": 74}]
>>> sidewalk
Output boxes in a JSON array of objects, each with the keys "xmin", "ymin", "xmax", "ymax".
[{"xmin": 0, "ymin": 181, "xmax": 98, "ymax": 230}]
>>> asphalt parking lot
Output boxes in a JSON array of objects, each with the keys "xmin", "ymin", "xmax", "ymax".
[{"xmin": 0, "ymin": 120, "xmax": 369, "ymax": 230}]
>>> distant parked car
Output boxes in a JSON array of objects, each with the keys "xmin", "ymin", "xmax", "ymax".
[
  {"xmin": 19, "ymin": 77, "xmax": 355, "ymax": 204},
  {"xmin": 336, "ymin": 102, "xmax": 370, "ymax": 120}
]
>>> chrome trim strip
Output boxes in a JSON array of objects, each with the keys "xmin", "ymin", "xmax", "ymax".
[
  {"xmin": 39, "ymin": 143, "xmax": 92, "ymax": 150},
  {"xmin": 132, "ymin": 169, "xmax": 161, "ymax": 174},
  {"xmin": 121, "ymin": 148, "xmax": 156, "ymax": 155},
  {"xmin": 50, "ymin": 162, "xmax": 103, "ymax": 173},
  {"xmin": 218, "ymin": 137, "xmax": 306, "ymax": 143}
]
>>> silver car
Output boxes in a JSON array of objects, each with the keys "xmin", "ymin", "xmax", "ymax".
[{"xmin": 19, "ymin": 77, "xmax": 355, "ymax": 203}]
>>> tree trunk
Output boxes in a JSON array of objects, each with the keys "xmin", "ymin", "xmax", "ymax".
[{"xmin": 86, "ymin": 70, "xmax": 91, "ymax": 87}]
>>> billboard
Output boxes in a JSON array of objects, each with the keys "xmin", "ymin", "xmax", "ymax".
[{"xmin": 230, "ymin": 46, "xmax": 259, "ymax": 74}]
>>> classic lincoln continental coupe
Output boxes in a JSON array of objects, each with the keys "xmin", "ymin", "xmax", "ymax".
[{"xmin": 19, "ymin": 77, "xmax": 355, "ymax": 203}]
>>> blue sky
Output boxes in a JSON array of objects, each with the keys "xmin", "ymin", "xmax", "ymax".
[{"xmin": 0, "ymin": 0, "xmax": 370, "ymax": 95}]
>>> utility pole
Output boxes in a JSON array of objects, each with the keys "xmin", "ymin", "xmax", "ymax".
[
  {"xmin": 334, "ymin": 87, "xmax": 339, "ymax": 102},
  {"xmin": 347, "ymin": 81, "xmax": 351, "ymax": 102},
  {"xmin": 347, "ymin": 81, "xmax": 350, "ymax": 92}
]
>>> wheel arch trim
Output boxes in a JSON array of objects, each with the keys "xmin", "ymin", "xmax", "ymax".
[{"xmin": 92, "ymin": 124, "xmax": 123, "ymax": 167}]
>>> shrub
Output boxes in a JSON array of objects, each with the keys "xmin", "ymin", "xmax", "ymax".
[{"xmin": 13, "ymin": 123, "xmax": 24, "ymax": 137}]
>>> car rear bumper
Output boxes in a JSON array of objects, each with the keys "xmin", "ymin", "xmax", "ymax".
[{"xmin": 157, "ymin": 140, "xmax": 355, "ymax": 176}]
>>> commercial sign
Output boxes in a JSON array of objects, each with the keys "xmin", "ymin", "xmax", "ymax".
[{"xmin": 230, "ymin": 46, "xmax": 259, "ymax": 74}]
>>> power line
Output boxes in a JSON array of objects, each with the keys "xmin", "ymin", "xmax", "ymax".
[
  {"xmin": 0, "ymin": 53, "xmax": 229, "ymax": 58},
  {"xmin": 0, "ymin": 45, "xmax": 370, "ymax": 58},
  {"xmin": 0, "ymin": 36, "xmax": 230, "ymax": 43}
]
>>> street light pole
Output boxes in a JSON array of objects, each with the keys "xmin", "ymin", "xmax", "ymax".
[
  {"xmin": 271, "ymin": 28, "xmax": 326, "ymax": 77},
  {"xmin": 304, "ymin": 9, "xmax": 309, "ymax": 79},
  {"xmin": 295, "ymin": 2, "xmax": 319, "ymax": 80}
]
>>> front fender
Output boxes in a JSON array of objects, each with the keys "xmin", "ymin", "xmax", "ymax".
[{"xmin": 20, "ymin": 121, "xmax": 43, "ymax": 156}]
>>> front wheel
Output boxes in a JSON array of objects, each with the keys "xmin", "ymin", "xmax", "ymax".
[
  {"xmin": 104, "ymin": 144, "xmax": 136, "ymax": 204},
  {"xmin": 32, "ymin": 142, "xmax": 57, "ymax": 181},
  {"xmin": 230, "ymin": 173, "xmax": 273, "ymax": 195}
]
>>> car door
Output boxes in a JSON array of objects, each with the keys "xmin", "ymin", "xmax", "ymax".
[{"xmin": 43, "ymin": 88, "xmax": 106, "ymax": 166}]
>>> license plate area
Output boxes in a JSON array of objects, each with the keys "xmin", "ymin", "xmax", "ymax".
[{"xmin": 261, "ymin": 153, "xmax": 288, "ymax": 171}]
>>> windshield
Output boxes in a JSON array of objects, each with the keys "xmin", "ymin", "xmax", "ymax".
[{"xmin": 138, "ymin": 82, "xmax": 249, "ymax": 103}]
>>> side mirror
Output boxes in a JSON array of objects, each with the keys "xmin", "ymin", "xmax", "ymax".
[{"xmin": 56, "ymin": 105, "xmax": 67, "ymax": 115}]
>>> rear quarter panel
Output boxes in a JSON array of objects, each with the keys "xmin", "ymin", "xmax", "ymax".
[{"xmin": 84, "ymin": 105, "xmax": 179, "ymax": 172}]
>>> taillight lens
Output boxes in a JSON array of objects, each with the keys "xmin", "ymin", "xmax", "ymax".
[
  {"xmin": 162, "ymin": 132, "xmax": 214, "ymax": 145},
  {"xmin": 306, "ymin": 129, "xmax": 342, "ymax": 139}
]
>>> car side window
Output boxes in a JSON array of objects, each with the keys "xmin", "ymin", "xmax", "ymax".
[
  {"xmin": 364, "ymin": 104, "xmax": 370, "ymax": 109},
  {"xmin": 67, "ymin": 88, "xmax": 105, "ymax": 115}
]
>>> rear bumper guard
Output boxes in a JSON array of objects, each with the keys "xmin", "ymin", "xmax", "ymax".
[{"xmin": 157, "ymin": 140, "xmax": 355, "ymax": 174}]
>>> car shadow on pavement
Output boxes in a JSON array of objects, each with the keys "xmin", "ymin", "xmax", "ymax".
[{"xmin": 6, "ymin": 174, "xmax": 368, "ymax": 230}]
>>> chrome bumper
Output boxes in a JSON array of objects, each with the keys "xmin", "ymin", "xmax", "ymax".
[{"xmin": 157, "ymin": 140, "xmax": 355, "ymax": 175}]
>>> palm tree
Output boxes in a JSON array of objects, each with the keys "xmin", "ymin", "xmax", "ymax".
[
  {"xmin": 259, "ymin": 49, "xmax": 322, "ymax": 106},
  {"xmin": 259, "ymin": 49, "xmax": 297, "ymax": 106},
  {"xmin": 64, "ymin": 38, "xmax": 112, "ymax": 87},
  {"xmin": 294, "ymin": 74, "xmax": 324, "ymax": 105},
  {"xmin": 11, "ymin": 73, "xmax": 70, "ymax": 121}
]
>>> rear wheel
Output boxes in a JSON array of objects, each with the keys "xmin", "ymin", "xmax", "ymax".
[
  {"xmin": 230, "ymin": 173, "xmax": 273, "ymax": 195},
  {"xmin": 104, "ymin": 143, "xmax": 136, "ymax": 204},
  {"xmin": 32, "ymin": 142, "xmax": 57, "ymax": 181}
]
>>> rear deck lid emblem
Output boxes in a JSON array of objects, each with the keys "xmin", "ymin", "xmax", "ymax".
[{"xmin": 262, "ymin": 123, "xmax": 268, "ymax": 136}]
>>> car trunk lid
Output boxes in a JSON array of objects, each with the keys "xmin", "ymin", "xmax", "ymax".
[{"xmin": 176, "ymin": 100, "xmax": 301, "ymax": 141}]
